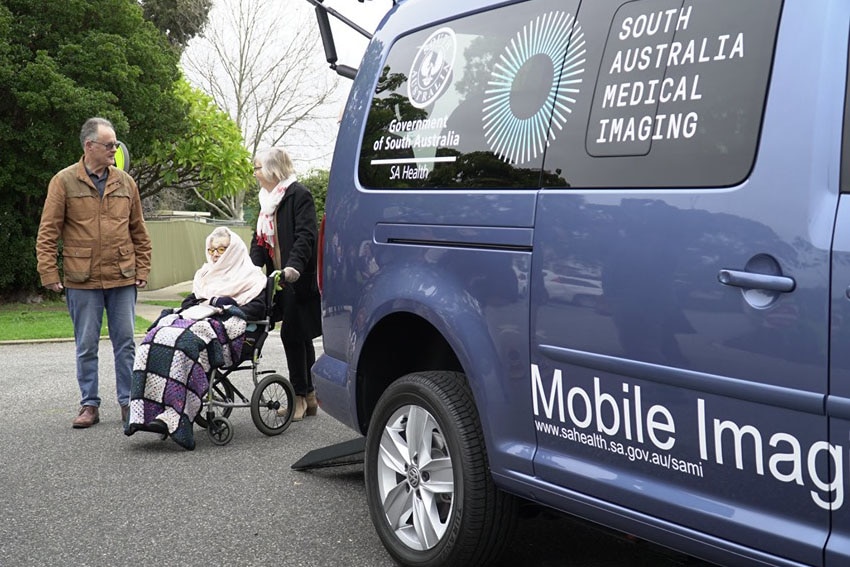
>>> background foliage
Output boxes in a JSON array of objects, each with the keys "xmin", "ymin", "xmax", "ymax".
[
  {"xmin": 180, "ymin": 0, "xmax": 337, "ymax": 220},
  {"xmin": 0, "ymin": 0, "xmax": 261, "ymax": 298},
  {"xmin": 135, "ymin": 78, "xmax": 253, "ymax": 205},
  {"xmin": 141, "ymin": 0, "xmax": 213, "ymax": 49},
  {"xmin": 0, "ymin": 0, "xmax": 184, "ymax": 296},
  {"xmin": 0, "ymin": 0, "xmax": 331, "ymax": 299}
]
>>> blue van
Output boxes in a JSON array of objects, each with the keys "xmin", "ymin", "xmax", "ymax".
[{"xmin": 310, "ymin": 0, "xmax": 850, "ymax": 565}]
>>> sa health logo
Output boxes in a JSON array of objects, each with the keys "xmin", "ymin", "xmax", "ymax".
[{"xmin": 408, "ymin": 27, "xmax": 457, "ymax": 109}]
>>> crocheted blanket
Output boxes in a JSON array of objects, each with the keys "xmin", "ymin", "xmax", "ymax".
[{"xmin": 124, "ymin": 309, "xmax": 247, "ymax": 450}]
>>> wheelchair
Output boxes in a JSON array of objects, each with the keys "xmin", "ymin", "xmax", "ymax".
[{"xmin": 195, "ymin": 271, "xmax": 295, "ymax": 446}]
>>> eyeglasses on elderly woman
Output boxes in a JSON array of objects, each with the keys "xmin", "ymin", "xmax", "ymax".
[{"xmin": 207, "ymin": 246, "xmax": 228, "ymax": 255}]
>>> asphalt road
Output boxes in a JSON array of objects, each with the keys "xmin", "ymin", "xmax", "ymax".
[{"xmin": 0, "ymin": 339, "xmax": 713, "ymax": 567}]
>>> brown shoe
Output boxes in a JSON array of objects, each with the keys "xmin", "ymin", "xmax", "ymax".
[
  {"xmin": 305, "ymin": 391, "xmax": 318, "ymax": 417},
  {"xmin": 72, "ymin": 406, "xmax": 100, "ymax": 429},
  {"xmin": 120, "ymin": 405, "xmax": 130, "ymax": 423}
]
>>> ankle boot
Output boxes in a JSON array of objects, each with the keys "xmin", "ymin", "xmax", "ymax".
[
  {"xmin": 305, "ymin": 391, "xmax": 318, "ymax": 416},
  {"xmin": 277, "ymin": 395, "xmax": 306, "ymax": 420},
  {"xmin": 291, "ymin": 395, "xmax": 307, "ymax": 422}
]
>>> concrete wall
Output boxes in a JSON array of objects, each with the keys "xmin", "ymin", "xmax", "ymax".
[{"xmin": 146, "ymin": 220, "xmax": 254, "ymax": 290}]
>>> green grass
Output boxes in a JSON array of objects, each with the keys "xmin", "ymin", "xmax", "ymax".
[
  {"xmin": 0, "ymin": 301, "xmax": 152, "ymax": 341},
  {"xmin": 142, "ymin": 299, "xmax": 183, "ymax": 309},
  {"xmin": 0, "ymin": 291, "xmax": 189, "ymax": 341}
]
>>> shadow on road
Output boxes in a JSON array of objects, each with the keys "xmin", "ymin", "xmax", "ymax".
[{"xmin": 300, "ymin": 462, "xmax": 713, "ymax": 567}]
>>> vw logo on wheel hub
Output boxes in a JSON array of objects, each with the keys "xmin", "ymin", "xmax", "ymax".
[{"xmin": 407, "ymin": 466, "xmax": 422, "ymax": 489}]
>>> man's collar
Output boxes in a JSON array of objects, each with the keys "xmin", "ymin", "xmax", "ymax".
[{"xmin": 84, "ymin": 161, "xmax": 109, "ymax": 178}]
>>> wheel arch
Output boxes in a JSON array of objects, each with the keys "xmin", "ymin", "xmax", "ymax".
[
  {"xmin": 351, "ymin": 300, "xmax": 506, "ymax": 442},
  {"xmin": 347, "ymin": 262, "xmax": 524, "ymax": 478},
  {"xmin": 355, "ymin": 310, "xmax": 463, "ymax": 432}
]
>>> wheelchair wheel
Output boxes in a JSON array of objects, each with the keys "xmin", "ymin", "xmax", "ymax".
[
  {"xmin": 207, "ymin": 416, "xmax": 234, "ymax": 446},
  {"xmin": 251, "ymin": 373, "xmax": 295, "ymax": 436},
  {"xmin": 196, "ymin": 374, "xmax": 236, "ymax": 429}
]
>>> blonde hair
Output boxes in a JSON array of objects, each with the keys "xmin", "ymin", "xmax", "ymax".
[{"xmin": 255, "ymin": 147, "xmax": 295, "ymax": 182}]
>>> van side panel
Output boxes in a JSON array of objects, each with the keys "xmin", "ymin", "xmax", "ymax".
[{"xmin": 314, "ymin": 0, "xmax": 850, "ymax": 564}]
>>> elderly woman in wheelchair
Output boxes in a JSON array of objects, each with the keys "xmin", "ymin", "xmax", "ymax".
[{"xmin": 124, "ymin": 227, "xmax": 294, "ymax": 450}]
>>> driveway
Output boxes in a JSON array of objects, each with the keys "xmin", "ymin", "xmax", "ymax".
[{"xmin": 0, "ymin": 339, "xmax": 710, "ymax": 566}]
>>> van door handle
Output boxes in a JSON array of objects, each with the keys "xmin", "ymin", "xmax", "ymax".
[{"xmin": 717, "ymin": 269, "xmax": 796, "ymax": 293}]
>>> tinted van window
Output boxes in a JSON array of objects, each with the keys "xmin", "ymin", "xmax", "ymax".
[
  {"xmin": 546, "ymin": 0, "xmax": 781, "ymax": 187},
  {"xmin": 358, "ymin": 0, "xmax": 579, "ymax": 189},
  {"xmin": 359, "ymin": 0, "xmax": 780, "ymax": 190}
]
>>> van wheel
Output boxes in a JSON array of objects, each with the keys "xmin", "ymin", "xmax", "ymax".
[{"xmin": 365, "ymin": 371, "xmax": 516, "ymax": 567}]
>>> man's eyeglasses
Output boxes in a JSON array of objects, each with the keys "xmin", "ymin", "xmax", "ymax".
[
  {"xmin": 207, "ymin": 246, "xmax": 228, "ymax": 255},
  {"xmin": 91, "ymin": 140, "xmax": 120, "ymax": 150}
]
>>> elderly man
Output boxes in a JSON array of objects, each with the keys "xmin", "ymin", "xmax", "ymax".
[{"xmin": 36, "ymin": 117, "xmax": 152, "ymax": 429}]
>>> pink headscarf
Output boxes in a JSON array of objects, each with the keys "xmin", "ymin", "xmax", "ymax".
[{"xmin": 192, "ymin": 228, "xmax": 267, "ymax": 306}]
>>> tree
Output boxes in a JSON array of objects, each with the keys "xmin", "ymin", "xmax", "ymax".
[
  {"xmin": 0, "ymin": 0, "xmax": 191, "ymax": 296},
  {"xmin": 181, "ymin": 0, "xmax": 341, "ymax": 219},
  {"xmin": 300, "ymin": 168, "xmax": 328, "ymax": 222},
  {"xmin": 135, "ymin": 77, "xmax": 254, "ymax": 219},
  {"xmin": 140, "ymin": 0, "xmax": 213, "ymax": 49}
]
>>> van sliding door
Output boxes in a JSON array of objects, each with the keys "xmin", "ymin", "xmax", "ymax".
[{"xmin": 527, "ymin": 1, "xmax": 840, "ymax": 565}]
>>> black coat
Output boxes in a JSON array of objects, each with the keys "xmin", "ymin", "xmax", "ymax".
[{"xmin": 250, "ymin": 182, "xmax": 322, "ymax": 341}]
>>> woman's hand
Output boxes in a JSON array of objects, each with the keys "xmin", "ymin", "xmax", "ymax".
[
  {"xmin": 283, "ymin": 267, "xmax": 300, "ymax": 283},
  {"xmin": 211, "ymin": 296, "xmax": 238, "ymax": 307}
]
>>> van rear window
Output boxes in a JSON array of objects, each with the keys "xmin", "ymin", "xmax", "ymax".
[{"xmin": 358, "ymin": 0, "xmax": 781, "ymax": 189}]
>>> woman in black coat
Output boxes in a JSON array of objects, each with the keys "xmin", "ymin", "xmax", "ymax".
[{"xmin": 250, "ymin": 147, "xmax": 322, "ymax": 422}]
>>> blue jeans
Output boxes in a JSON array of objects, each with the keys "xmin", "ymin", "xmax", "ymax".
[{"xmin": 66, "ymin": 286, "xmax": 137, "ymax": 407}]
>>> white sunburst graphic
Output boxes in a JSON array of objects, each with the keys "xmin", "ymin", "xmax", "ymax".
[{"xmin": 483, "ymin": 11, "xmax": 586, "ymax": 165}]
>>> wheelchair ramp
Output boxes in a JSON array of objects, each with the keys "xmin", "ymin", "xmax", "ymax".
[{"xmin": 290, "ymin": 437, "xmax": 365, "ymax": 470}]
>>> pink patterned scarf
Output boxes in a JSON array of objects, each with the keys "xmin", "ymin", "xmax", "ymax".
[{"xmin": 256, "ymin": 175, "xmax": 296, "ymax": 250}]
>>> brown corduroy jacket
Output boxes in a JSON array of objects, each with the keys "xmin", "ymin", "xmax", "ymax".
[{"xmin": 36, "ymin": 158, "xmax": 152, "ymax": 289}]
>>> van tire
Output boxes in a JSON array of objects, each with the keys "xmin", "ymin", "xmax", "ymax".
[{"xmin": 364, "ymin": 371, "xmax": 516, "ymax": 567}]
